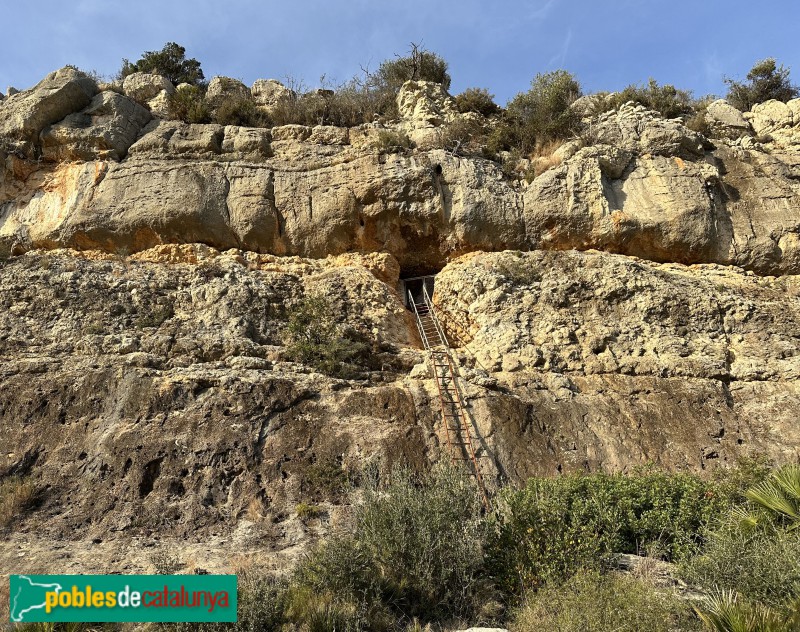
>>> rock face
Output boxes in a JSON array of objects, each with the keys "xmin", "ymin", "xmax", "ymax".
[
  {"xmin": 122, "ymin": 72, "xmax": 175, "ymax": 103},
  {"xmin": 705, "ymin": 99, "xmax": 752, "ymax": 139},
  {"xmin": 397, "ymin": 80, "xmax": 458, "ymax": 127},
  {"xmin": 748, "ymin": 98, "xmax": 800, "ymax": 147},
  {"xmin": 40, "ymin": 91, "xmax": 152, "ymax": 161},
  {"xmin": 432, "ymin": 249, "xmax": 800, "ymax": 477},
  {"xmin": 2, "ymin": 69, "xmax": 800, "ymax": 277},
  {"xmin": 205, "ymin": 76, "xmax": 251, "ymax": 109},
  {"xmin": 0, "ymin": 67, "xmax": 97, "ymax": 156},
  {"xmin": 1, "ymin": 245, "xmax": 798, "ymax": 574},
  {"xmin": 3, "ymin": 67, "xmax": 800, "ymax": 575},
  {"xmin": 251, "ymin": 79, "xmax": 293, "ymax": 110}
]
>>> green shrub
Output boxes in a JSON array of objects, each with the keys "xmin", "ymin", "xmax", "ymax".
[
  {"xmin": 682, "ymin": 515, "xmax": 800, "ymax": 612},
  {"xmin": 488, "ymin": 469, "xmax": 728, "ymax": 595},
  {"xmin": 156, "ymin": 569, "xmax": 290, "ymax": 631},
  {"xmin": 510, "ymin": 570, "xmax": 701, "ymax": 632},
  {"xmin": 503, "ymin": 70, "xmax": 583, "ymax": 155},
  {"xmin": 725, "ymin": 58, "xmax": 800, "ymax": 112},
  {"xmin": 0, "ymin": 476, "xmax": 36, "ymax": 528},
  {"xmin": 606, "ymin": 78, "xmax": 695, "ymax": 119},
  {"xmin": 455, "ymin": 87, "xmax": 501, "ymax": 117},
  {"xmin": 372, "ymin": 129, "xmax": 413, "ymax": 153},
  {"xmin": 283, "ymin": 294, "xmax": 368, "ymax": 379},
  {"xmin": 304, "ymin": 458, "xmax": 349, "ymax": 500},
  {"xmin": 167, "ymin": 85, "xmax": 211, "ymax": 123},
  {"xmin": 375, "ymin": 42, "xmax": 451, "ymax": 92},
  {"xmin": 292, "ymin": 464, "xmax": 492, "ymax": 626},
  {"xmin": 696, "ymin": 589, "xmax": 800, "ymax": 632},
  {"xmin": 149, "ymin": 548, "xmax": 182, "ymax": 574},
  {"xmin": 437, "ymin": 117, "xmax": 487, "ymax": 156},
  {"xmin": 135, "ymin": 303, "xmax": 174, "ymax": 329},
  {"xmin": 213, "ymin": 96, "xmax": 267, "ymax": 127},
  {"xmin": 119, "ymin": 42, "xmax": 205, "ymax": 86},
  {"xmin": 296, "ymin": 502, "xmax": 324, "ymax": 521}
]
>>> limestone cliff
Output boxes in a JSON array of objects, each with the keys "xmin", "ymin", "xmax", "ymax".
[
  {"xmin": 2, "ymin": 68, "xmax": 800, "ymax": 275},
  {"xmin": 1, "ymin": 68, "xmax": 800, "ymax": 573}
]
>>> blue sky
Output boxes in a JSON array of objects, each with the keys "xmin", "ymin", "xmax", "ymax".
[{"xmin": 3, "ymin": 0, "xmax": 798, "ymax": 105}]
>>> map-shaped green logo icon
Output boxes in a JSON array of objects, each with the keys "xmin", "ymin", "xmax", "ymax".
[{"xmin": 10, "ymin": 575, "xmax": 63, "ymax": 622}]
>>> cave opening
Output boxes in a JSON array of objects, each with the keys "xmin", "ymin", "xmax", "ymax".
[{"xmin": 399, "ymin": 275, "xmax": 436, "ymax": 309}]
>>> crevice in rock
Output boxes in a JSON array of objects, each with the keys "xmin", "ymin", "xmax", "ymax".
[{"xmin": 138, "ymin": 457, "xmax": 164, "ymax": 498}]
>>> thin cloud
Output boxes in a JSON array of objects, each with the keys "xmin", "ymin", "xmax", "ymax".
[
  {"xmin": 548, "ymin": 28, "xmax": 573, "ymax": 68},
  {"xmin": 528, "ymin": 0, "xmax": 559, "ymax": 21}
]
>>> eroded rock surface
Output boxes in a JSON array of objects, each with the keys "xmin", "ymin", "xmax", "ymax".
[
  {"xmin": 1, "ymin": 246, "xmax": 799, "ymax": 575},
  {"xmin": 2, "ymin": 68, "xmax": 800, "ymax": 277}
]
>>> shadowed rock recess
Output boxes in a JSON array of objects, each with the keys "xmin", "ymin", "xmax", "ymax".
[{"xmin": 1, "ymin": 68, "xmax": 800, "ymax": 572}]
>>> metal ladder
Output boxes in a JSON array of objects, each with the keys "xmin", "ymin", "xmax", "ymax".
[{"xmin": 409, "ymin": 284, "xmax": 490, "ymax": 510}]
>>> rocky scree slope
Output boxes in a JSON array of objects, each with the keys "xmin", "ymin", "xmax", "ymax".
[{"xmin": 1, "ymin": 68, "xmax": 800, "ymax": 572}]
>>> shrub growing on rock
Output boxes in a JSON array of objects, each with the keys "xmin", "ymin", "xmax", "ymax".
[
  {"xmin": 502, "ymin": 70, "xmax": 582, "ymax": 155},
  {"xmin": 119, "ymin": 42, "xmax": 205, "ymax": 87},
  {"xmin": 372, "ymin": 129, "xmax": 413, "ymax": 153},
  {"xmin": 213, "ymin": 95, "xmax": 267, "ymax": 127},
  {"xmin": 283, "ymin": 294, "xmax": 368, "ymax": 379},
  {"xmin": 0, "ymin": 476, "xmax": 36, "ymax": 528},
  {"xmin": 166, "ymin": 85, "xmax": 211, "ymax": 123},
  {"xmin": 455, "ymin": 87, "xmax": 501, "ymax": 117},
  {"xmin": 375, "ymin": 42, "xmax": 451, "ymax": 92},
  {"xmin": 725, "ymin": 58, "xmax": 800, "ymax": 112},
  {"xmin": 606, "ymin": 78, "xmax": 695, "ymax": 119}
]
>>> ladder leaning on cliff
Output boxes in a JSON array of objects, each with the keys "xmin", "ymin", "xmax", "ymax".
[{"xmin": 408, "ymin": 283, "xmax": 490, "ymax": 510}]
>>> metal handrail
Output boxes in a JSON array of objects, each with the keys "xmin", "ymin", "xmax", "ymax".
[
  {"xmin": 422, "ymin": 283, "xmax": 450, "ymax": 348},
  {"xmin": 409, "ymin": 290, "xmax": 432, "ymax": 349},
  {"xmin": 408, "ymin": 284, "xmax": 490, "ymax": 510}
]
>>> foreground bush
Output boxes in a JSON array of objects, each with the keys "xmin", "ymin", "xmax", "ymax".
[
  {"xmin": 683, "ymin": 465, "xmax": 800, "ymax": 614},
  {"xmin": 488, "ymin": 468, "xmax": 730, "ymax": 595},
  {"xmin": 292, "ymin": 463, "xmax": 492, "ymax": 627},
  {"xmin": 510, "ymin": 571, "xmax": 701, "ymax": 632}
]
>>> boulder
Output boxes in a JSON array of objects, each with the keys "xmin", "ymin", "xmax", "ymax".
[
  {"xmin": 221, "ymin": 125, "xmax": 272, "ymax": 158},
  {"xmin": 122, "ymin": 72, "xmax": 175, "ymax": 103},
  {"xmin": 128, "ymin": 120, "xmax": 224, "ymax": 157},
  {"xmin": 6, "ymin": 86, "xmax": 19, "ymax": 96},
  {"xmin": 205, "ymin": 76, "xmax": 251, "ymax": 109},
  {"xmin": 40, "ymin": 91, "xmax": 152, "ymax": 161},
  {"xmin": 591, "ymin": 102, "xmax": 705, "ymax": 157},
  {"xmin": 705, "ymin": 99, "xmax": 751, "ymax": 139},
  {"xmin": 251, "ymin": 79, "xmax": 293, "ymax": 109},
  {"xmin": 749, "ymin": 99, "xmax": 794, "ymax": 135},
  {"xmin": 570, "ymin": 92, "xmax": 616, "ymax": 119},
  {"xmin": 146, "ymin": 89, "xmax": 172, "ymax": 118},
  {"xmin": 748, "ymin": 98, "xmax": 800, "ymax": 146},
  {"xmin": 397, "ymin": 80, "xmax": 458, "ymax": 127},
  {"xmin": 0, "ymin": 67, "xmax": 98, "ymax": 155}
]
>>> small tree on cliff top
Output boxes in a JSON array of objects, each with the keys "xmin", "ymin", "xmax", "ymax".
[
  {"xmin": 119, "ymin": 42, "xmax": 205, "ymax": 86},
  {"xmin": 725, "ymin": 58, "xmax": 799, "ymax": 111}
]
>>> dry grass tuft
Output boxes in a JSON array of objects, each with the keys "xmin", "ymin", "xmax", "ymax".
[{"xmin": 0, "ymin": 476, "xmax": 36, "ymax": 528}]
